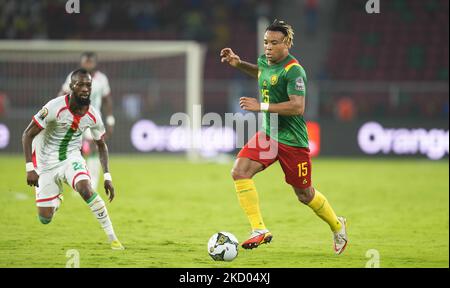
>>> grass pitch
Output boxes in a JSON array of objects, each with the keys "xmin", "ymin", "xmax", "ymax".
[{"xmin": 0, "ymin": 155, "xmax": 448, "ymax": 268}]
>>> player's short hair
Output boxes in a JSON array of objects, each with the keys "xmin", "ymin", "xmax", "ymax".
[
  {"xmin": 70, "ymin": 68, "xmax": 91, "ymax": 82},
  {"xmin": 266, "ymin": 19, "xmax": 294, "ymax": 48},
  {"xmin": 80, "ymin": 51, "xmax": 97, "ymax": 61}
]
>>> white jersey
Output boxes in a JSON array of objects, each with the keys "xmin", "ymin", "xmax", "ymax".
[
  {"xmin": 61, "ymin": 70, "xmax": 111, "ymax": 112},
  {"xmin": 32, "ymin": 95, "xmax": 105, "ymax": 173}
]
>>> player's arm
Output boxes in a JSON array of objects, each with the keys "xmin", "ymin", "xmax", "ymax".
[
  {"xmin": 242, "ymin": 65, "xmax": 308, "ymax": 115},
  {"xmin": 239, "ymin": 95, "xmax": 305, "ymax": 116},
  {"xmin": 241, "ymin": 65, "xmax": 307, "ymax": 116},
  {"xmin": 22, "ymin": 121, "xmax": 43, "ymax": 187},
  {"xmin": 57, "ymin": 74, "xmax": 71, "ymax": 96},
  {"xmin": 57, "ymin": 88, "xmax": 68, "ymax": 96},
  {"xmin": 220, "ymin": 48, "xmax": 258, "ymax": 78},
  {"xmin": 101, "ymin": 76, "xmax": 115, "ymax": 138},
  {"xmin": 94, "ymin": 138, "xmax": 115, "ymax": 202},
  {"xmin": 102, "ymin": 94, "xmax": 114, "ymax": 137}
]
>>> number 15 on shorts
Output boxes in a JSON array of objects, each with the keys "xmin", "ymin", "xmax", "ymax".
[{"xmin": 298, "ymin": 162, "xmax": 308, "ymax": 177}]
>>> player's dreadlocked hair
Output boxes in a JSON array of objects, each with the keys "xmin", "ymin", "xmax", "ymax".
[{"xmin": 266, "ymin": 19, "xmax": 294, "ymax": 48}]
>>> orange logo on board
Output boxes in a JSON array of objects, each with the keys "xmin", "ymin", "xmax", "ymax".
[{"xmin": 306, "ymin": 121, "xmax": 321, "ymax": 157}]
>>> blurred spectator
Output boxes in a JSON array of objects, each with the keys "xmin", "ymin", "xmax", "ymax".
[
  {"xmin": 0, "ymin": 0, "xmax": 263, "ymax": 43},
  {"xmin": 0, "ymin": 92, "xmax": 10, "ymax": 118},
  {"xmin": 122, "ymin": 94, "xmax": 142, "ymax": 120},
  {"xmin": 210, "ymin": 5, "xmax": 230, "ymax": 51},
  {"xmin": 256, "ymin": 0, "xmax": 271, "ymax": 18},
  {"xmin": 443, "ymin": 101, "xmax": 449, "ymax": 117},
  {"xmin": 335, "ymin": 97, "xmax": 356, "ymax": 122},
  {"xmin": 183, "ymin": 10, "xmax": 209, "ymax": 42},
  {"xmin": 304, "ymin": 0, "xmax": 319, "ymax": 37},
  {"xmin": 90, "ymin": 3, "xmax": 110, "ymax": 31}
]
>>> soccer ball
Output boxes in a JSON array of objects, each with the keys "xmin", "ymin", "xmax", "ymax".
[{"xmin": 207, "ymin": 232, "xmax": 239, "ymax": 261}]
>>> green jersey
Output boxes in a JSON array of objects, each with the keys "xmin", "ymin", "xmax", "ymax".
[{"xmin": 257, "ymin": 54, "xmax": 309, "ymax": 148}]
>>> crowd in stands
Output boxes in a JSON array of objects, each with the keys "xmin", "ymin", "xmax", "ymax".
[{"xmin": 0, "ymin": 0, "xmax": 447, "ymax": 119}]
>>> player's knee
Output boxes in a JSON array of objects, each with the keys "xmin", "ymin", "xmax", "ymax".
[
  {"xmin": 231, "ymin": 168, "xmax": 253, "ymax": 181},
  {"xmin": 38, "ymin": 214, "xmax": 52, "ymax": 224},
  {"xmin": 78, "ymin": 188, "xmax": 94, "ymax": 202},
  {"xmin": 295, "ymin": 187, "xmax": 314, "ymax": 204},
  {"xmin": 37, "ymin": 207, "xmax": 54, "ymax": 224},
  {"xmin": 75, "ymin": 180, "xmax": 94, "ymax": 201}
]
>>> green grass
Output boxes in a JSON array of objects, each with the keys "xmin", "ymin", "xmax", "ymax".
[{"xmin": 0, "ymin": 155, "xmax": 448, "ymax": 268}]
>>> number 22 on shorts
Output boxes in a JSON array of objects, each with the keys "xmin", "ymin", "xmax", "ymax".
[
  {"xmin": 72, "ymin": 162, "xmax": 84, "ymax": 171},
  {"xmin": 298, "ymin": 162, "xmax": 308, "ymax": 177}
]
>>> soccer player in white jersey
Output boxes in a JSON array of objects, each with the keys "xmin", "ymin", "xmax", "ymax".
[
  {"xmin": 23, "ymin": 69, "xmax": 124, "ymax": 250},
  {"xmin": 59, "ymin": 52, "xmax": 115, "ymax": 191}
]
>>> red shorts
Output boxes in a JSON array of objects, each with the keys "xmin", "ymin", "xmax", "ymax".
[{"xmin": 237, "ymin": 131, "xmax": 312, "ymax": 189}]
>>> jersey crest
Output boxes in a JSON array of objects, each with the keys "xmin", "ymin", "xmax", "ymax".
[
  {"xmin": 270, "ymin": 75, "xmax": 278, "ymax": 86},
  {"xmin": 38, "ymin": 107, "xmax": 48, "ymax": 120}
]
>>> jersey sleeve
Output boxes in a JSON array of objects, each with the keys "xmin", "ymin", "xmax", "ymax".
[
  {"xmin": 90, "ymin": 112, "xmax": 106, "ymax": 140},
  {"xmin": 256, "ymin": 55, "xmax": 265, "ymax": 69},
  {"xmin": 286, "ymin": 65, "xmax": 307, "ymax": 97},
  {"xmin": 61, "ymin": 73, "xmax": 71, "ymax": 94},
  {"xmin": 101, "ymin": 75, "xmax": 111, "ymax": 97},
  {"xmin": 32, "ymin": 100, "xmax": 56, "ymax": 129}
]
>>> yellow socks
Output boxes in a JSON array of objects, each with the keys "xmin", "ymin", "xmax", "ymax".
[
  {"xmin": 234, "ymin": 179, "xmax": 340, "ymax": 233},
  {"xmin": 307, "ymin": 189, "xmax": 342, "ymax": 232},
  {"xmin": 234, "ymin": 179, "xmax": 266, "ymax": 231}
]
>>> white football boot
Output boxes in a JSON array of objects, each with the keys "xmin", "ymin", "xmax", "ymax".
[{"xmin": 333, "ymin": 216, "xmax": 348, "ymax": 255}]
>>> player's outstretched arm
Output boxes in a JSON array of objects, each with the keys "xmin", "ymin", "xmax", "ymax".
[
  {"xmin": 56, "ymin": 89, "xmax": 67, "ymax": 96},
  {"xmin": 240, "ymin": 95, "xmax": 305, "ymax": 116},
  {"xmin": 57, "ymin": 74, "xmax": 71, "ymax": 96},
  {"xmin": 94, "ymin": 138, "xmax": 115, "ymax": 202},
  {"xmin": 102, "ymin": 94, "xmax": 114, "ymax": 138},
  {"xmin": 220, "ymin": 48, "xmax": 258, "ymax": 78},
  {"xmin": 22, "ymin": 121, "xmax": 42, "ymax": 187}
]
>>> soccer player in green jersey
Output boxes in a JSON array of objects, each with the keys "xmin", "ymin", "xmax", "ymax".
[{"xmin": 220, "ymin": 20, "xmax": 348, "ymax": 254}]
